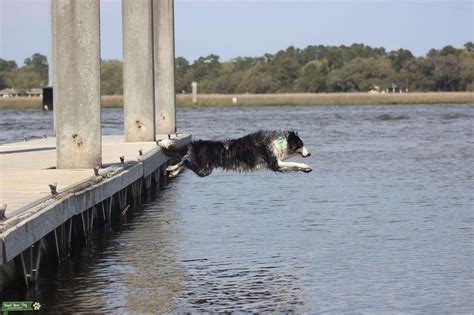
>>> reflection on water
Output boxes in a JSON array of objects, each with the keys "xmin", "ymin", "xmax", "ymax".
[{"xmin": 1, "ymin": 104, "xmax": 473, "ymax": 313}]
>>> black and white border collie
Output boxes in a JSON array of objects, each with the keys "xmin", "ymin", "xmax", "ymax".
[{"xmin": 160, "ymin": 130, "xmax": 312, "ymax": 177}]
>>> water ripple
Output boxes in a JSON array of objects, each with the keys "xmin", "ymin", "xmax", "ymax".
[{"xmin": 1, "ymin": 104, "xmax": 473, "ymax": 313}]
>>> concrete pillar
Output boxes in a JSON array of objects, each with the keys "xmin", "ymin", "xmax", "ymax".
[
  {"xmin": 49, "ymin": 0, "xmax": 54, "ymax": 88},
  {"xmin": 153, "ymin": 0, "xmax": 176, "ymax": 134},
  {"xmin": 51, "ymin": 0, "xmax": 57, "ymax": 134},
  {"xmin": 53, "ymin": 0, "xmax": 101, "ymax": 169},
  {"xmin": 122, "ymin": 0, "xmax": 156, "ymax": 142},
  {"xmin": 192, "ymin": 81, "xmax": 198, "ymax": 104}
]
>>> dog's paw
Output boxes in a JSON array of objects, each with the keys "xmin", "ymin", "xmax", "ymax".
[
  {"xmin": 159, "ymin": 139, "xmax": 173, "ymax": 148},
  {"xmin": 167, "ymin": 165, "xmax": 177, "ymax": 171},
  {"xmin": 167, "ymin": 162, "xmax": 183, "ymax": 172},
  {"xmin": 168, "ymin": 168, "xmax": 181, "ymax": 178},
  {"xmin": 301, "ymin": 167, "xmax": 312, "ymax": 173}
]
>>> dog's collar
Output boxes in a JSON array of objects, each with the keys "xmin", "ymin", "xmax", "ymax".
[{"xmin": 278, "ymin": 129, "xmax": 286, "ymax": 151}]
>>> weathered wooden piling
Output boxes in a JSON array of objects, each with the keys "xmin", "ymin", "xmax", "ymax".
[{"xmin": 122, "ymin": 0, "xmax": 156, "ymax": 142}]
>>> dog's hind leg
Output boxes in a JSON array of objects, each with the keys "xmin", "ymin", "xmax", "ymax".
[
  {"xmin": 167, "ymin": 160, "xmax": 183, "ymax": 172},
  {"xmin": 277, "ymin": 161, "xmax": 312, "ymax": 173},
  {"xmin": 168, "ymin": 165, "xmax": 185, "ymax": 178}
]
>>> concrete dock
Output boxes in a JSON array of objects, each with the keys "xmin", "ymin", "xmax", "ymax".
[
  {"xmin": 0, "ymin": 0, "xmax": 182, "ymax": 294},
  {"xmin": 0, "ymin": 134, "xmax": 191, "ymax": 290}
]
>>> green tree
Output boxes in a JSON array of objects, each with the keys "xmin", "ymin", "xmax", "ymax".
[
  {"xmin": 0, "ymin": 59, "xmax": 18, "ymax": 89},
  {"xmin": 340, "ymin": 43, "xmax": 386, "ymax": 63},
  {"xmin": 398, "ymin": 57, "xmax": 435, "ymax": 91},
  {"xmin": 388, "ymin": 49, "xmax": 414, "ymax": 71},
  {"xmin": 172, "ymin": 43, "xmax": 474, "ymax": 93},
  {"xmin": 10, "ymin": 68, "xmax": 41, "ymax": 91},
  {"xmin": 101, "ymin": 60, "xmax": 123, "ymax": 95},
  {"xmin": 231, "ymin": 57, "xmax": 256, "ymax": 71},
  {"xmin": 431, "ymin": 55, "xmax": 461, "ymax": 91},
  {"xmin": 328, "ymin": 58, "xmax": 395, "ymax": 92},
  {"xmin": 427, "ymin": 48, "xmax": 440, "ymax": 58},
  {"xmin": 175, "ymin": 57, "xmax": 191, "ymax": 93},
  {"xmin": 439, "ymin": 45, "xmax": 462, "ymax": 56},
  {"xmin": 190, "ymin": 54, "xmax": 221, "ymax": 83},
  {"xmin": 236, "ymin": 61, "xmax": 273, "ymax": 93},
  {"xmin": 270, "ymin": 47, "xmax": 301, "ymax": 92},
  {"xmin": 464, "ymin": 42, "xmax": 474, "ymax": 53},
  {"xmin": 293, "ymin": 60, "xmax": 328, "ymax": 92},
  {"xmin": 299, "ymin": 45, "xmax": 326, "ymax": 65},
  {"xmin": 459, "ymin": 50, "xmax": 474, "ymax": 91},
  {"xmin": 204, "ymin": 70, "xmax": 244, "ymax": 94},
  {"xmin": 325, "ymin": 47, "xmax": 344, "ymax": 69},
  {"xmin": 23, "ymin": 53, "xmax": 48, "ymax": 86}
]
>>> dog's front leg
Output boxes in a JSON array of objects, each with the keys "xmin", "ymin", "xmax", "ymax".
[{"xmin": 277, "ymin": 161, "xmax": 312, "ymax": 173}]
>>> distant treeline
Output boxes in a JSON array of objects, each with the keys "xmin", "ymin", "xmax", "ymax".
[{"xmin": 1, "ymin": 42, "xmax": 473, "ymax": 94}]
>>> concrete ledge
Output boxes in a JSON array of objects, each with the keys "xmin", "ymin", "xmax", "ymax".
[
  {"xmin": 73, "ymin": 164, "xmax": 143, "ymax": 214},
  {"xmin": 2, "ymin": 196, "xmax": 76, "ymax": 263},
  {"xmin": 0, "ymin": 134, "xmax": 191, "ymax": 265}
]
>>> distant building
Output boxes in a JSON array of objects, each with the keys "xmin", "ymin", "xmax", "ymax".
[
  {"xmin": 368, "ymin": 85, "xmax": 381, "ymax": 94},
  {"xmin": 26, "ymin": 88, "xmax": 43, "ymax": 97},
  {"xmin": 0, "ymin": 88, "xmax": 19, "ymax": 98},
  {"xmin": 0, "ymin": 88, "xmax": 43, "ymax": 98}
]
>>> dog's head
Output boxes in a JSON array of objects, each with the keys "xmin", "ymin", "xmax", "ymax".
[{"xmin": 287, "ymin": 131, "xmax": 311, "ymax": 157}]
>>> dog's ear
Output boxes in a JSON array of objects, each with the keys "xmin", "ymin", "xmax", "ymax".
[{"xmin": 288, "ymin": 131, "xmax": 299, "ymax": 139}]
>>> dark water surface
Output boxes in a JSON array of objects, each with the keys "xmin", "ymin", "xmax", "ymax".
[{"xmin": 1, "ymin": 105, "xmax": 473, "ymax": 313}]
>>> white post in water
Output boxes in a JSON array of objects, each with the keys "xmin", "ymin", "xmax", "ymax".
[
  {"xmin": 153, "ymin": 0, "xmax": 176, "ymax": 134},
  {"xmin": 122, "ymin": 0, "xmax": 156, "ymax": 142},
  {"xmin": 53, "ymin": 0, "xmax": 101, "ymax": 169},
  {"xmin": 192, "ymin": 81, "xmax": 198, "ymax": 105}
]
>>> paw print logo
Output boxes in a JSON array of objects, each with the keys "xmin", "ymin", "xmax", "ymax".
[{"xmin": 32, "ymin": 302, "xmax": 41, "ymax": 311}]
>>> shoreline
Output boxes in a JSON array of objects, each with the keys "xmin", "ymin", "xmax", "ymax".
[{"xmin": 0, "ymin": 92, "xmax": 472, "ymax": 110}]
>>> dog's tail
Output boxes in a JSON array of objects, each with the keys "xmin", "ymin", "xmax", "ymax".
[{"xmin": 159, "ymin": 139, "xmax": 188, "ymax": 159}]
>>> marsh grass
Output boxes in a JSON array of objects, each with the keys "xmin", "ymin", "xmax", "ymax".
[
  {"xmin": 0, "ymin": 97, "xmax": 43, "ymax": 110},
  {"xmin": 1, "ymin": 92, "xmax": 472, "ymax": 110},
  {"xmin": 101, "ymin": 95, "xmax": 123, "ymax": 108},
  {"xmin": 177, "ymin": 92, "xmax": 474, "ymax": 107}
]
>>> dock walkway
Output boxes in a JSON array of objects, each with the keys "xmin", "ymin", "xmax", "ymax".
[{"xmin": 0, "ymin": 134, "xmax": 191, "ymax": 288}]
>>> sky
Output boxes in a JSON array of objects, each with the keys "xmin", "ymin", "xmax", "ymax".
[{"xmin": 0, "ymin": 0, "xmax": 473, "ymax": 66}]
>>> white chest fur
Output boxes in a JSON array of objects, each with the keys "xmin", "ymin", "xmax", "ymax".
[{"xmin": 272, "ymin": 139, "xmax": 290, "ymax": 161}]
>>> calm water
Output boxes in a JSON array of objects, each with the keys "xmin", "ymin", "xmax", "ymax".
[{"xmin": 1, "ymin": 105, "xmax": 473, "ymax": 313}]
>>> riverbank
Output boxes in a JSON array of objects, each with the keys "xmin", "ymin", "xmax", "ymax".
[{"xmin": 0, "ymin": 92, "xmax": 472, "ymax": 109}]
